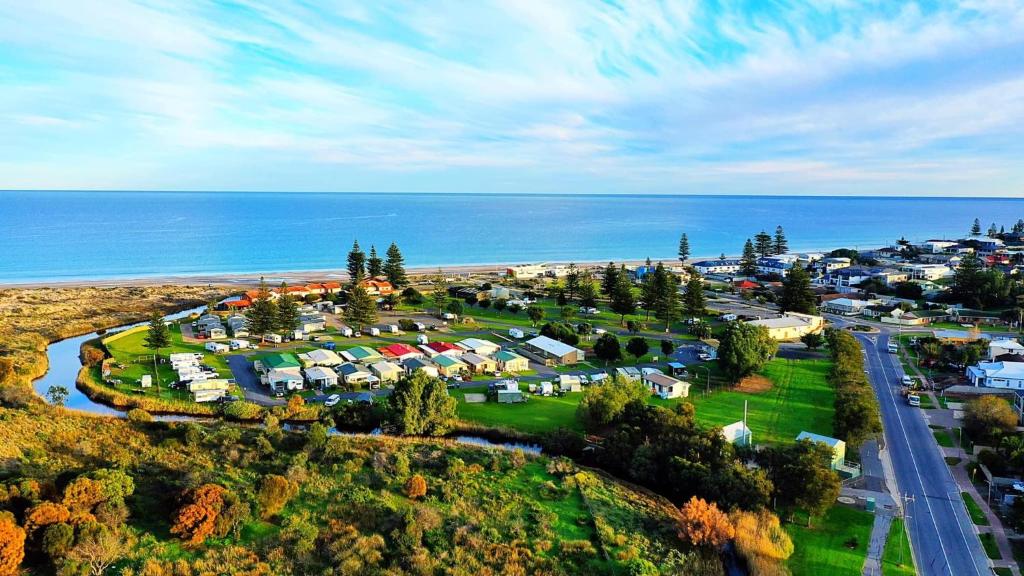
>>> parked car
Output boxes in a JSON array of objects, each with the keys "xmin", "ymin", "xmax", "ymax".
[{"xmin": 324, "ymin": 394, "xmax": 341, "ymax": 407}]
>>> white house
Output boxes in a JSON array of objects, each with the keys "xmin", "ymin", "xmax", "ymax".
[
  {"xmin": 304, "ymin": 366, "xmax": 339, "ymax": 389},
  {"xmin": 746, "ymin": 312, "xmax": 824, "ymax": 340},
  {"xmin": 693, "ymin": 259, "xmax": 742, "ymax": 276},
  {"xmin": 821, "ymin": 298, "xmax": 871, "ymax": 316},
  {"xmin": 989, "ymin": 339, "xmax": 1024, "ymax": 361},
  {"xmin": 456, "ymin": 338, "xmax": 501, "ymax": 356},
  {"xmin": 644, "ymin": 372, "xmax": 690, "ymax": 399},
  {"xmin": 967, "ymin": 361, "xmax": 1024, "ymax": 390}
]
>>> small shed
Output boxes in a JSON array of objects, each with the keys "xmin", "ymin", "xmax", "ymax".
[
  {"xmin": 796, "ymin": 432, "xmax": 847, "ymax": 470},
  {"xmin": 721, "ymin": 421, "xmax": 752, "ymax": 446},
  {"xmin": 667, "ymin": 362, "xmax": 687, "ymax": 377}
]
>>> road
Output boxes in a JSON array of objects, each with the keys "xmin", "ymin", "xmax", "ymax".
[{"xmin": 857, "ymin": 329, "xmax": 990, "ymax": 576}]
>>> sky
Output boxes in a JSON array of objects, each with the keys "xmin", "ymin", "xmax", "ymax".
[{"xmin": 1, "ymin": 1, "xmax": 1023, "ymax": 196}]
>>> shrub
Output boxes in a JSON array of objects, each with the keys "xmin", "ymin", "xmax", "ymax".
[
  {"xmin": 679, "ymin": 496, "xmax": 735, "ymax": 550},
  {"xmin": 559, "ymin": 539, "xmax": 597, "ymax": 557},
  {"xmin": 0, "ymin": 514, "xmax": 25, "ymax": 576},
  {"xmin": 170, "ymin": 484, "xmax": 225, "ymax": 546},
  {"xmin": 126, "ymin": 408, "xmax": 153, "ymax": 423},
  {"xmin": 404, "ymin": 475, "xmax": 427, "ymax": 500},
  {"xmin": 222, "ymin": 401, "xmax": 263, "ymax": 421},
  {"xmin": 256, "ymin": 475, "xmax": 296, "ymax": 519}
]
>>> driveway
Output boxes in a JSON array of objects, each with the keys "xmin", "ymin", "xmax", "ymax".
[{"xmin": 226, "ymin": 354, "xmax": 284, "ymax": 407}]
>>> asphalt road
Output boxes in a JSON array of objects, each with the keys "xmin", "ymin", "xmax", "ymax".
[{"xmin": 857, "ymin": 330, "xmax": 989, "ymax": 576}]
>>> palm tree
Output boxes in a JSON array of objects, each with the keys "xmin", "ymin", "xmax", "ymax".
[{"xmin": 1000, "ymin": 435, "xmax": 1024, "ymax": 471}]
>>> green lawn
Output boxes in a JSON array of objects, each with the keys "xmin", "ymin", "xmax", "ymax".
[
  {"xmin": 980, "ymin": 532, "xmax": 1002, "ymax": 560},
  {"xmin": 961, "ymin": 492, "xmax": 990, "ymax": 526},
  {"xmin": 451, "ymin": 357, "xmax": 834, "ymax": 444},
  {"xmin": 786, "ymin": 506, "xmax": 874, "ymax": 576},
  {"xmin": 881, "ymin": 517, "xmax": 915, "ymax": 576},
  {"xmin": 933, "ymin": 430, "xmax": 954, "ymax": 447}
]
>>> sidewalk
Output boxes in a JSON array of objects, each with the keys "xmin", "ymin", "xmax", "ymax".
[{"xmin": 948, "ymin": 456, "xmax": 1020, "ymax": 575}]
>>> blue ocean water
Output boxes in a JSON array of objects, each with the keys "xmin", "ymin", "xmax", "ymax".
[{"xmin": 0, "ymin": 191, "xmax": 1021, "ymax": 283}]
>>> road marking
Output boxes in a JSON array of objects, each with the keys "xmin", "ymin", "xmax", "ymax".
[{"xmin": 862, "ymin": 334, "xmax": 958, "ymax": 576}]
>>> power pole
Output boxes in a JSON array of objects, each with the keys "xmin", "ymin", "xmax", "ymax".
[{"xmin": 898, "ymin": 492, "xmax": 915, "ymax": 567}]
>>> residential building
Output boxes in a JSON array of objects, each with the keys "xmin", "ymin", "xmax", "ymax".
[
  {"xmin": 421, "ymin": 341, "xmax": 463, "ymax": 357},
  {"xmin": 643, "ymin": 372, "xmax": 690, "ymax": 399},
  {"xmin": 456, "ymin": 338, "xmax": 501, "ymax": 356},
  {"xmin": 693, "ymin": 259, "xmax": 742, "ymax": 276},
  {"xmin": 461, "ymin": 353, "xmax": 497, "ymax": 374},
  {"xmin": 967, "ymin": 361, "xmax": 1024, "ymax": 390},
  {"xmin": 822, "ymin": 266, "xmax": 909, "ymax": 292},
  {"xmin": 297, "ymin": 349, "xmax": 343, "ymax": 367},
  {"xmin": 898, "ymin": 263, "xmax": 954, "ymax": 281},
  {"xmin": 359, "ymin": 279, "xmax": 395, "ymax": 297},
  {"xmin": 796, "ymin": 432, "xmax": 848, "ymax": 471},
  {"xmin": 404, "ymin": 357, "xmax": 439, "ymax": 378},
  {"xmin": 369, "ymin": 361, "xmax": 403, "ymax": 384},
  {"xmin": 304, "ymin": 366, "xmax": 339, "ymax": 389},
  {"xmin": 746, "ymin": 312, "xmax": 824, "ymax": 340},
  {"xmin": 821, "ymin": 297, "xmax": 872, "ymax": 316},
  {"xmin": 505, "ymin": 264, "xmax": 548, "ymax": 279},
  {"xmin": 917, "ymin": 240, "xmax": 960, "ymax": 253},
  {"xmin": 258, "ymin": 353, "xmax": 302, "ymax": 375},
  {"xmin": 933, "ymin": 329, "xmax": 992, "ymax": 344},
  {"xmin": 989, "ymin": 339, "xmax": 1024, "ymax": 361},
  {"xmin": 495, "ymin": 350, "xmax": 530, "ymax": 372},
  {"xmin": 433, "ymin": 354, "xmax": 468, "ymax": 377},
  {"xmin": 337, "ymin": 363, "xmax": 376, "ymax": 387},
  {"xmin": 379, "ymin": 343, "xmax": 423, "ymax": 361}
]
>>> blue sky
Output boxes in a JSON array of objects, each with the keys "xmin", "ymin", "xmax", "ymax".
[{"xmin": 1, "ymin": 0, "xmax": 1023, "ymax": 195}]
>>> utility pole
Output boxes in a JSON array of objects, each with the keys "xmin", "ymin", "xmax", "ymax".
[{"xmin": 898, "ymin": 492, "xmax": 915, "ymax": 567}]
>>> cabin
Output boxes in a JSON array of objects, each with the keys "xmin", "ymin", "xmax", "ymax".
[
  {"xmin": 258, "ymin": 353, "xmax": 302, "ymax": 375},
  {"xmin": 433, "ymin": 354, "xmax": 468, "ymax": 377},
  {"xmin": 205, "ymin": 342, "xmax": 230, "ymax": 354},
  {"xmin": 461, "ymin": 353, "xmax": 497, "ymax": 374},
  {"xmin": 379, "ymin": 343, "xmax": 423, "ymax": 361},
  {"xmin": 456, "ymin": 338, "xmax": 501, "ymax": 356},
  {"xmin": 495, "ymin": 350, "xmax": 529, "ymax": 373},
  {"xmin": 422, "ymin": 341, "xmax": 462, "ymax": 357},
  {"xmin": 404, "ymin": 357, "xmax": 439, "ymax": 378},
  {"xmin": 304, "ymin": 366, "xmax": 339, "ymax": 389},
  {"xmin": 337, "ymin": 363, "xmax": 377, "ymax": 387},
  {"xmin": 342, "ymin": 346, "xmax": 383, "ymax": 363},
  {"xmin": 369, "ymin": 361, "xmax": 403, "ymax": 384},
  {"xmin": 796, "ymin": 432, "xmax": 847, "ymax": 471},
  {"xmin": 298, "ymin": 348, "xmax": 344, "ymax": 367},
  {"xmin": 667, "ymin": 362, "xmax": 687, "ymax": 377},
  {"xmin": 643, "ymin": 372, "xmax": 690, "ymax": 399}
]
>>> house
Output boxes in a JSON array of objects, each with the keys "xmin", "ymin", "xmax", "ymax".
[
  {"xmin": 495, "ymin": 350, "xmax": 530, "ymax": 373},
  {"xmin": 259, "ymin": 353, "xmax": 302, "ymax": 375},
  {"xmin": 265, "ymin": 369, "xmax": 303, "ymax": 393},
  {"xmin": 522, "ymin": 335, "xmax": 583, "ymax": 365},
  {"xmin": 721, "ymin": 421, "xmax": 752, "ymax": 446},
  {"xmin": 207, "ymin": 327, "xmax": 227, "ymax": 339},
  {"xmin": 189, "ymin": 379, "xmax": 231, "ymax": 403},
  {"xmin": 204, "ymin": 342, "xmax": 229, "ymax": 354},
  {"xmin": 505, "ymin": 264, "xmax": 548, "ymax": 279},
  {"xmin": 643, "ymin": 372, "xmax": 690, "ymax": 399},
  {"xmin": 304, "ymin": 366, "xmax": 339, "ymax": 389},
  {"xmin": 456, "ymin": 338, "xmax": 501, "ymax": 356},
  {"xmin": 967, "ymin": 361, "xmax": 1024, "ymax": 389},
  {"xmin": 379, "ymin": 343, "xmax": 423, "ymax": 361},
  {"xmin": 322, "ymin": 281, "xmax": 342, "ymax": 294},
  {"xmin": 223, "ymin": 298, "xmax": 252, "ymax": 311},
  {"xmin": 337, "ymin": 363, "xmax": 377, "ymax": 387},
  {"xmin": 369, "ymin": 361, "xmax": 403, "ymax": 384},
  {"xmin": 734, "ymin": 280, "xmax": 759, "ymax": 290},
  {"xmin": 796, "ymin": 432, "xmax": 847, "ymax": 470},
  {"xmin": 918, "ymin": 240, "xmax": 960, "ymax": 253},
  {"xmin": 404, "ymin": 357, "xmax": 439, "ymax": 378},
  {"xmin": 462, "ymin": 353, "xmax": 497, "ymax": 374},
  {"xmin": 746, "ymin": 312, "xmax": 824, "ymax": 340},
  {"xmin": 817, "ymin": 257, "xmax": 852, "ymax": 274},
  {"xmin": 342, "ymin": 346, "xmax": 383, "ymax": 363},
  {"xmin": 298, "ymin": 315, "xmax": 326, "ymax": 333},
  {"xmin": 359, "ymin": 278, "xmax": 395, "ymax": 297},
  {"xmin": 933, "ymin": 329, "xmax": 992, "ymax": 344},
  {"xmin": 421, "ymin": 341, "xmax": 463, "ymax": 357},
  {"xmin": 693, "ymin": 259, "xmax": 743, "ymax": 276},
  {"xmin": 821, "ymin": 298, "xmax": 871, "ymax": 316},
  {"xmin": 297, "ymin": 348, "xmax": 343, "ymax": 367},
  {"xmin": 898, "ymin": 263, "xmax": 954, "ymax": 281},
  {"xmin": 822, "ymin": 266, "xmax": 909, "ymax": 292},
  {"xmin": 990, "ymin": 339, "xmax": 1024, "ymax": 361},
  {"xmin": 433, "ymin": 354, "xmax": 468, "ymax": 377}
]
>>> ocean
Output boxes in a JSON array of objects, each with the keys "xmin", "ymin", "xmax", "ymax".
[{"xmin": 1, "ymin": 191, "xmax": 1021, "ymax": 283}]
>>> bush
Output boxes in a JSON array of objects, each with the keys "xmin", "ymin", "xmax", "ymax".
[
  {"xmin": 404, "ymin": 474, "xmax": 427, "ymax": 499},
  {"xmin": 397, "ymin": 319, "xmax": 418, "ymax": 332},
  {"xmin": 222, "ymin": 400, "xmax": 263, "ymax": 421},
  {"xmin": 126, "ymin": 408, "xmax": 153, "ymax": 423}
]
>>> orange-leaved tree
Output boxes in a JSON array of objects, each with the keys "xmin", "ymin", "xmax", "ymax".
[
  {"xmin": 679, "ymin": 496, "xmax": 735, "ymax": 550},
  {"xmin": 256, "ymin": 475, "xmax": 296, "ymax": 520},
  {"xmin": 25, "ymin": 502, "xmax": 71, "ymax": 532},
  {"xmin": 170, "ymin": 484, "xmax": 226, "ymax": 547},
  {"xmin": 404, "ymin": 475, "xmax": 427, "ymax": 500},
  {"xmin": 0, "ymin": 513, "xmax": 25, "ymax": 576}
]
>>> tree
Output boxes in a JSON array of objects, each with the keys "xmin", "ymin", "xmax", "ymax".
[
  {"xmin": 578, "ymin": 271, "xmax": 599, "ymax": 307},
  {"xmin": 754, "ymin": 230, "xmax": 773, "ymax": 258},
  {"xmin": 445, "ymin": 299, "xmax": 464, "ymax": 316},
  {"xmin": 367, "ymin": 245, "xmax": 383, "ymax": 277},
  {"xmin": 257, "ymin": 475, "xmax": 296, "ymax": 520},
  {"xmin": 0, "ymin": 514, "xmax": 24, "ymax": 576},
  {"xmin": 650, "ymin": 264, "xmax": 681, "ymax": 332},
  {"xmin": 346, "ymin": 240, "xmax": 366, "ymax": 285},
  {"xmin": 660, "ymin": 340, "xmax": 674, "ymax": 355},
  {"xmin": 689, "ymin": 320, "xmax": 712, "ymax": 340},
  {"xmin": 678, "ymin": 496, "xmax": 735, "ymax": 550},
  {"xmin": 718, "ymin": 323, "xmax": 778, "ymax": 383},
  {"xmin": 800, "ymin": 332, "xmax": 825, "ymax": 350},
  {"xmin": 601, "ymin": 262, "xmax": 620, "ymax": 296},
  {"xmin": 576, "ymin": 375, "xmax": 649, "ymax": 430},
  {"xmin": 344, "ymin": 285, "xmax": 377, "ymax": 330},
  {"xmin": 593, "ymin": 333, "xmax": 622, "ymax": 364},
  {"xmin": 383, "ymin": 242, "xmax": 408, "ymax": 287},
  {"xmin": 773, "ymin": 226, "xmax": 788, "ymax": 255},
  {"xmin": 275, "ymin": 282, "xmax": 300, "ymax": 333},
  {"xmin": 171, "ymin": 484, "xmax": 225, "ymax": 546},
  {"xmin": 143, "ymin": 311, "xmax": 170, "ymax": 391},
  {"xmin": 964, "ymin": 395, "xmax": 1018, "ymax": 442},
  {"xmin": 740, "ymin": 239, "xmax": 758, "ymax": 276},
  {"xmin": 540, "ymin": 322, "xmax": 580, "ymax": 346},
  {"xmin": 404, "ymin": 475, "xmax": 427, "ymax": 500},
  {"xmin": 779, "ymin": 265, "xmax": 817, "ymax": 314},
  {"xmin": 626, "ymin": 337, "xmax": 649, "ymax": 361},
  {"xmin": 683, "ymin": 273, "xmax": 706, "ymax": 318},
  {"xmin": 46, "ymin": 385, "xmax": 69, "ymax": 407},
  {"xmin": 758, "ymin": 440, "xmax": 840, "ymax": 525},
  {"xmin": 564, "ymin": 263, "xmax": 580, "ymax": 301},
  {"xmin": 560, "ymin": 305, "xmax": 576, "ymax": 322},
  {"xmin": 527, "ymin": 306, "xmax": 545, "ymax": 327},
  {"xmin": 952, "ymin": 251, "xmax": 986, "ymax": 309},
  {"xmin": 971, "ymin": 218, "xmax": 982, "ymax": 236},
  {"xmin": 492, "ymin": 298, "xmax": 507, "ymax": 315},
  {"xmin": 246, "ymin": 277, "xmax": 277, "ymax": 335},
  {"xmin": 430, "ymin": 270, "xmax": 449, "ymax": 317},
  {"xmin": 678, "ymin": 233, "xmax": 691, "ymax": 264},
  {"xmin": 67, "ymin": 523, "xmax": 128, "ymax": 576},
  {"xmin": 610, "ymin": 265, "xmax": 636, "ymax": 325},
  {"xmin": 388, "ymin": 371, "xmax": 457, "ymax": 436}
]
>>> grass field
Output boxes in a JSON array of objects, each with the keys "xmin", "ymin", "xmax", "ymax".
[
  {"xmin": 980, "ymin": 532, "xmax": 1002, "ymax": 560},
  {"xmin": 933, "ymin": 429, "xmax": 954, "ymax": 447},
  {"xmin": 451, "ymin": 357, "xmax": 834, "ymax": 444},
  {"xmin": 786, "ymin": 506, "xmax": 874, "ymax": 576},
  {"xmin": 881, "ymin": 517, "xmax": 915, "ymax": 576},
  {"xmin": 961, "ymin": 492, "xmax": 990, "ymax": 526}
]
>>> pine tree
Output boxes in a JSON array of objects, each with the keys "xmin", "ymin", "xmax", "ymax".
[
  {"xmin": 143, "ymin": 312, "xmax": 170, "ymax": 390},
  {"xmin": 601, "ymin": 262, "xmax": 619, "ymax": 296},
  {"xmin": 275, "ymin": 282, "xmax": 299, "ymax": 332},
  {"xmin": 367, "ymin": 245, "xmax": 383, "ymax": 277},
  {"xmin": 640, "ymin": 270, "xmax": 657, "ymax": 320},
  {"xmin": 383, "ymin": 242, "xmax": 408, "ymax": 287},
  {"xmin": 754, "ymin": 231, "xmax": 773, "ymax": 258},
  {"xmin": 344, "ymin": 285, "xmax": 378, "ymax": 329},
  {"xmin": 740, "ymin": 239, "xmax": 758, "ymax": 276},
  {"xmin": 346, "ymin": 241, "xmax": 366, "ymax": 285},
  {"xmin": 971, "ymin": 218, "xmax": 982, "ymax": 236},
  {"xmin": 773, "ymin": 226, "xmax": 788, "ymax": 255},
  {"xmin": 678, "ymin": 233, "xmax": 691, "ymax": 264},
  {"xmin": 778, "ymin": 265, "xmax": 817, "ymax": 314},
  {"xmin": 564, "ymin": 263, "xmax": 580, "ymax": 301},
  {"xmin": 683, "ymin": 273, "xmax": 707, "ymax": 318},
  {"xmin": 246, "ymin": 278, "xmax": 278, "ymax": 335},
  {"xmin": 1014, "ymin": 220, "xmax": 1024, "ymax": 234},
  {"xmin": 988, "ymin": 223, "xmax": 999, "ymax": 238},
  {"xmin": 610, "ymin": 265, "xmax": 636, "ymax": 325},
  {"xmin": 430, "ymin": 270, "xmax": 449, "ymax": 317},
  {"xmin": 578, "ymin": 270, "xmax": 598, "ymax": 307},
  {"xmin": 651, "ymin": 263, "xmax": 681, "ymax": 332}
]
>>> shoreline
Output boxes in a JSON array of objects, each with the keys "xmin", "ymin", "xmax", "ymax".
[{"xmin": 0, "ymin": 243, "xmax": 870, "ymax": 289}]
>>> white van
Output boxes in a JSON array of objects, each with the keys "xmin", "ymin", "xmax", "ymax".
[
  {"xmin": 907, "ymin": 394, "xmax": 921, "ymax": 407},
  {"xmin": 887, "ymin": 342, "xmax": 898, "ymax": 354},
  {"xmin": 901, "ymin": 375, "xmax": 912, "ymax": 386}
]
